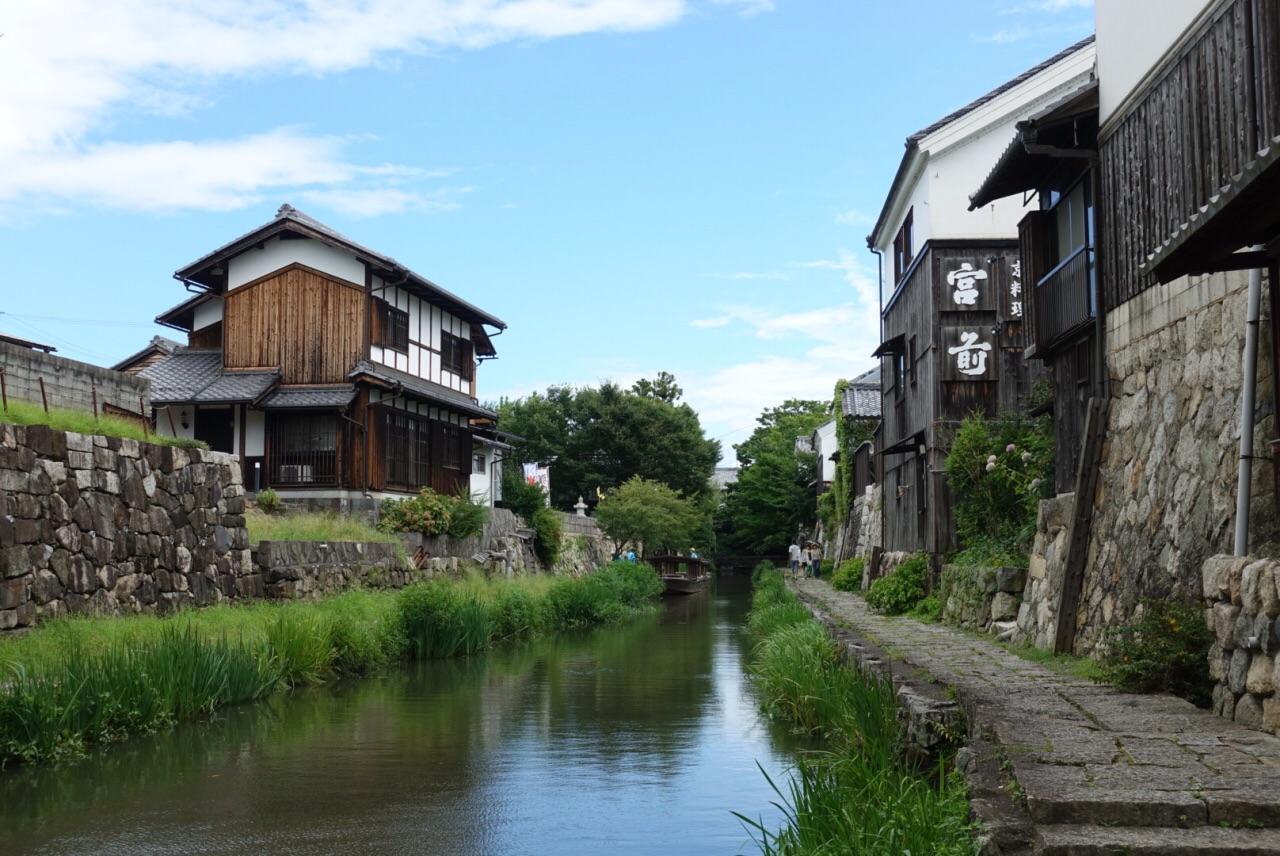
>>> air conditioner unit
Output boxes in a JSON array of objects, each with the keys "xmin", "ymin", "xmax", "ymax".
[{"xmin": 278, "ymin": 464, "xmax": 313, "ymax": 483}]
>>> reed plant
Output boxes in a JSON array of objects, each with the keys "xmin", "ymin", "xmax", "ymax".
[
  {"xmin": 739, "ymin": 571, "xmax": 974, "ymax": 854},
  {"xmin": 0, "ymin": 566, "xmax": 665, "ymax": 767}
]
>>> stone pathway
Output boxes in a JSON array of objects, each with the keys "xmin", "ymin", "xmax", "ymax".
[{"xmin": 793, "ymin": 577, "xmax": 1280, "ymax": 856}]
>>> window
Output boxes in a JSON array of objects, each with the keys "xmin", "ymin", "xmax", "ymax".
[
  {"xmin": 893, "ymin": 352, "xmax": 906, "ymax": 401},
  {"xmin": 473, "ymin": 453, "xmax": 487, "ymax": 474},
  {"xmin": 385, "ymin": 410, "xmax": 430, "ymax": 489},
  {"xmin": 908, "ymin": 336, "xmax": 917, "ymax": 387},
  {"xmin": 375, "ymin": 299, "xmax": 409, "ymax": 353},
  {"xmin": 268, "ymin": 413, "xmax": 338, "ymax": 486},
  {"xmin": 893, "ymin": 208, "xmax": 915, "ymax": 283},
  {"xmin": 441, "ymin": 331, "xmax": 473, "ymax": 381},
  {"xmin": 440, "ymin": 424, "xmax": 464, "ymax": 471}
]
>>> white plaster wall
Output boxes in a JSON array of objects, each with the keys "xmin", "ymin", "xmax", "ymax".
[
  {"xmin": 815, "ymin": 419, "xmax": 838, "ymax": 483},
  {"xmin": 192, "ymin": 297, "xmax": 224, "ymax": 332},
  {"xmin": 153, "ymin": 405, "xmax": 195, "ymax": 441},
  {"xmin": 370, "ymin": 280, "xmax": 471, "ymax": 392},
  {"xmin": 227, "ymin": 235, "xmax": 365, "ymax": 289},
  {"xmin": 244, "ymin": 409, "xmax": 265, "ymax": 457},
  {"xmin": 1096, "ymin": 0, "xmax": 1211, "ymax": 125},
  {"xmin": 872, "ymin": 43, "xmax": 1095, "ymax": 252}
]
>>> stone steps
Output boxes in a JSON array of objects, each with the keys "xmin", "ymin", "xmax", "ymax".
[{"xmin": 1035, "ymin": 823, "xmax": 1280, "ymax": 855}]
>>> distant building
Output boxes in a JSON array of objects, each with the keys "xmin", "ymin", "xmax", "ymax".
[{"xmin": 140, "ymin": 204, "xmax": 508, "ymax": 508}]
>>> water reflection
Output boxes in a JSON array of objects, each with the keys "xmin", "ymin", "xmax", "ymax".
[{"xmin": 2, "ymin": 578, "xmax": 801, "ymax": 855}]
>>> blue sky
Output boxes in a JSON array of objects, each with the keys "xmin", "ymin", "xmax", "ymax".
[{"xmin": 0, "ymin": 0, "xmax": 1093, "ymax": 458}]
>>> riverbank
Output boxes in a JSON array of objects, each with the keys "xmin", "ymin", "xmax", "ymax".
[
  {"xmin": 739, "ymin": 566, "xmax": 973, "ymax": 855},
  {"xmin": 795, "ymin": 576, "xmax": 1280, "ymax": 855},
  {"xmin": 0, "ymin": 563, "xmax": 664, "ymax": 766}
]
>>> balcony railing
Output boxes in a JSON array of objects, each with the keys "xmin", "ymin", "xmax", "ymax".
[{"xmin": 1035, "ymin": 246, "xmax": 1094, "ymax": 350}]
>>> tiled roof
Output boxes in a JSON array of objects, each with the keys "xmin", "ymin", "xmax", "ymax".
[
  {"xmin": 713, "ymin": 467, "xmax": 738, "ymax": 490},
  {"xmin": 350, "ymin": 360, "xmax": 497, "ymax": 419},
  {"xmin": 138, "ymin": 349, "xmax": 223, "ymax": 404},
  {"xmin": 841, "ymin": 366, "xmax": 883, "ymax": 420},
  {"xmin": 175, "ymin": 204, "xmax": 506, "ymax": 330},
  {"xmin": 258, "ymin": 385, "xmax": 358, "ymax": 409},
  {"xmin": 111, "ymin": 335, "xmax": 181, "ymax": 372},
  {"xmin": 195, "ymin": 370, "xmax": 280, "ymax": 403}
]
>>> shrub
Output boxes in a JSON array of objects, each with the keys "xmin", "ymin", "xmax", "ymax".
[
  {"xmin": 907, "ymin": 595, "xmax": 941, "ymax": 623},
  {"xmin": 378, "ymin": 488, "xmax": 453, "ymax": 536},
  {"xmin": 865, "ymin": 553, "xmax": 929, "ymax": 615},
  {"xmin": 445, "ymin": 489, "xmax": 488, "ymax": 538},
  {"xmin": 530, "ymin": 505, "xmax": 563, "ymax": 567},
  {"xmin": 943, "ymin": 411, "xmax": 1052, "ymax": 564},
  {"xmin": 1098, "ymin": 598, "xmax": 1214, "ymax": 707},
  {"xmin": 254, "ymin": 487, "xmax": 282, "ymax": 515},
  {"xmin": 830, "ymin": 558, "xmax": 864, "ymax": 592},
  {"xmin": 820, "ymin": 558, "xmax": 835, "ymax": 577}
]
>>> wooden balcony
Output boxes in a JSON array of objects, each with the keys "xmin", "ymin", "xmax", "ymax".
[{"xmin": 1035, "ymin": 246, "xmax": 1094, "ymax": 351}]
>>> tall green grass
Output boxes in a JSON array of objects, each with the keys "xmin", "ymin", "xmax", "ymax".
[
  {"xmin": 0, "ymin": 564, "xmax": 667, "ymax": 767},
  {"xmin": 738, "ymin": 568, "xmax": 974, "ymax": 855},
  {"xmin": 245, "ymin": 508, "xmax": 401, "ymax": 546},
  {"xmin": 1, "ymin": 400, "xmax": 204, "ymax": 449}
]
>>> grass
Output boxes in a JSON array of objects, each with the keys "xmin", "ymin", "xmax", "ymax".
[
  {"xmin": 0, "ymin": 400, "xmax": 205, "ymax": 449},
  {"xmin": 999, "ymin": 640, "xmax": 1104, "ymax": 682},
  {"xmin": 245, "ymin": 507, "xmax": 401, "ymax": 547},
  {"xmin": 0, "ymin": 563, "xmax": 666, "ymax": 767},
  {"xmin": 737, "ymin": 568, "xmax": 975, "ymax": 855}
]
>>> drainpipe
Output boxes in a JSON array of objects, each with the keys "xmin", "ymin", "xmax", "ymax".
[
  {"xmin": 1235, "ymin": 248, "xmax": 1265, "ymax": 556},
  {"xmin": 869, "ymin": 245, "xmax": 887, "ymax": 561}
]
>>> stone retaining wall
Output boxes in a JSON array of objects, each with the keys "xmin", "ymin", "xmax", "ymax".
[
  {"xmin": 1012, "ymin": 493, "xmax": 1072, "ymax": 650},
  {"xmin": 1203, "ymin": 553, "xmax": 1280, "ymax": 732},
  {"xmin": 1079, "ymin": 269, "xmax": 1279, "ymax": 653},
  {"xmin": 0, "ymin": 339, "xmax": 150, "ymax": 417},
  {"xmin": 255, "ymin": 540, "xmax": 412, "ymax": 601},
  {"xmin": 939, "ymin": 565, "xmax": 1026, "ymax": 636},
  {"xmin": 0, "ymin": 421, "xmax": 250, "ymax": 628}
]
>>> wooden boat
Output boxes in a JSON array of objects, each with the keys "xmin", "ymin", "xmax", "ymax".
[{"xmin": 650, "ymin": 554, "xmax": 711, "ymax": 594}]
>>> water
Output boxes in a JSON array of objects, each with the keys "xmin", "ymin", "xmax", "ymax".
[{"xmin": 1, "ymin": 578, "xmax": 805, "ymax": 855}]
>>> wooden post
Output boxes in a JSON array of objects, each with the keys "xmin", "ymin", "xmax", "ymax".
[
  {"xmin": 140, "ymin": 396, "xmax": 149, "ymax": 436},
  {"xmin": 1054, "ymin": 397, "xmax": 1109, "ymax": 655},
  {"xmin": 91, "ymin": 385, "xmax": 99, "ymax": 419},
  {"xmin": 0, "ymin": 366, "xmax": 7, "ymax": 411},
  {"xmin": 38, "ymin": 377, "xmax": 49, "ymax": 413}
]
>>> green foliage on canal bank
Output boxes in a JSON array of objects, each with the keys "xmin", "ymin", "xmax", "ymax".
[
  {"xmin": 0, "ymin": 564, "xmax": 664, "ymax": 767},
  {"xmin": 738, "ymin": 569, "xmax": 974, "ymax": 855}
]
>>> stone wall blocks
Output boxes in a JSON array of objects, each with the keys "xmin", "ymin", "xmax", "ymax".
[
  {"xmin": 1236, "ymin": 692, "xmax": 1265, "ymax": 729},
  {"xmin": 1235, "ymin": 609, "xmax": 1256, "ymax": 650},
  {"xmin": 0, "ymin": 576, "xmax": 28, "ymax": 610},
  {"xmin": 1247, "ymin": 652, "xmax": 1275, "ymax": 695},
  {"xmin": 1230, "ymin": 648, "xmax": 1252, "ymax": 695},
  {"xmin": 1, "ymin": 545, "xmax": 31, "ymax": 579}
]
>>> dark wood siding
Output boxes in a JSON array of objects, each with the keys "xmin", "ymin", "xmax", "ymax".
[
  {"xmin": 880, "ymin": 240, "xmax": 1028, "ymax": 554},
  {"xmin": 223, "ymin": 263, "xmax": 365, "ymax": 383},
  {"xmin": 1100, "ymin": 0, "xmax": 1272, "ymax": 306},
  {"xmin": 189, "ymin": 321, "xmax": 222, "ymax": 349}
]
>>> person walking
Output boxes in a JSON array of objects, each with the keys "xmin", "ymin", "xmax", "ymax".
[
  {"xmin": 787, "ymin": 540, "xmax": 802, "ymax": 581},
  {"xmin": 810, "ymin": 542, "xmax": 823, "ymax": 579}
]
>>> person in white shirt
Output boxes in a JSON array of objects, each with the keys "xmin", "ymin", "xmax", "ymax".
[{"xmin": 788, "ymin": 541, "xmax": 802, "ymax": 580}]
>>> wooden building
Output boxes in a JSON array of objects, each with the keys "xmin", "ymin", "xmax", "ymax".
[
  {"xmin": 969, "ymin": 83, "xmax": 1104, "ymax": 491},
  {"xmin": 866, "ymin": 38, "xmax": 1096, "ymax": 557},
  {"xmin": 140, "ymin": 204, "xmax": 507, "ymax": 508}
]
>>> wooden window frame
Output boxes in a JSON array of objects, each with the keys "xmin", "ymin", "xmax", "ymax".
[
  {"xmin": 893, "ymin": 208, "xmax": 915, "ymax": 284},
  {"xmin": 441, "ymin": 331, "xmax": 473, "ymax": 381},
  {"xmin": 384, "ymin": 408, "xmax": 430, "ymax": 490},
  {"xmin": 374, "ymin": 299, "xmax": 410, "ymax": 354}
]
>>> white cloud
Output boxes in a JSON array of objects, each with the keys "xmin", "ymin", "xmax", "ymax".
[
  {"xmin": 0, "ymin": 0, "xmax": 687, "ymax": 213},
  {"xmin": 690, "ymin": 315, "xmax": 733, "ymax": 329},
  {"xmin": 709, "ymin": 0, "xmax": 775, "ymax": 15},
  {"xmin": 1037, "ymin": 0, "xmax": 1092, "ymax": 10}
]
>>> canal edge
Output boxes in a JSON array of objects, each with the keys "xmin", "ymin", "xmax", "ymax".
[{"xmin": 792, "ymin": 584, "xmax": 1037, "ymax": 856}]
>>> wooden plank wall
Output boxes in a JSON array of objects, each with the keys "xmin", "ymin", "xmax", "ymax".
[
  {"xmin": 224, "ymin": 263, "xmax": 365, "ymax": 383},
  {"xmin": 1100, "ymin": 0, "xmax": 1264, "ymax": 306}
]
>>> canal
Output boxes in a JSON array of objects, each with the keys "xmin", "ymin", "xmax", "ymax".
[{"xmin": 2, "ymin": 577, "xmax": 806, "ymax": 855}]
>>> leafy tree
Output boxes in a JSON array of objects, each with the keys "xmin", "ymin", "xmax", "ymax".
[
  {"xmin": 716, "ymin": 399, "xmax": 829, "ymax": 553},
  {"xmin": 830, "ymin": 378, "xmax": 877, "ymax": 524},
  {"xmin": 631, "ymin": 371, "xmax": 683, "ymax": 404},
  {"xmin": 595, "ymin": 476, "xmax": 706, "ymax": 557},
  {"xmin": 498, "ymin": 379, "xmax": 720, "ymax": 510}
]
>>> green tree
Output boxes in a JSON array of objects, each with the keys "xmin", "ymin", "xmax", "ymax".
[
  {"xmin": 716, "ymin": 399, "xmax": 828, "ymax": 553},
  {"xmin": 595, "ymin": 476, "xmax": 706, "ymax": 557},
  {"xmin": 498, "ymin": 379, "xmax": 720, "ymax": 510},
  {"xmin": 631, "ymin": 371, "xmax": 683, "ymax": 404}
]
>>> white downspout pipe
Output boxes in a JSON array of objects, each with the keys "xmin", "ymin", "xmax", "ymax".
[{"xmin": 1235, "ymin": 248, "xmax": 1265, "ymax": 556}]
